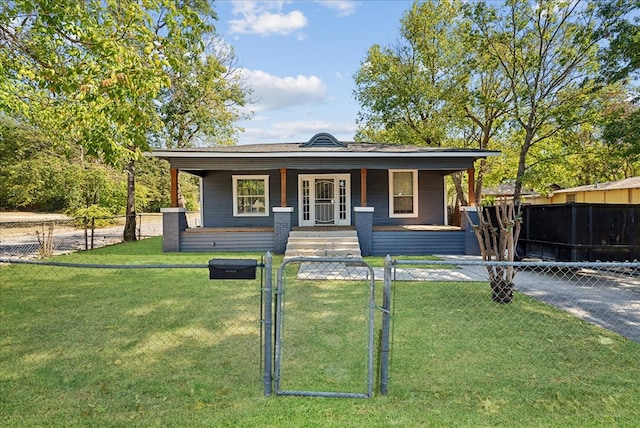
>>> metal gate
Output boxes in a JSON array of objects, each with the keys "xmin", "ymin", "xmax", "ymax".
[{"xmin": 273, "ymin": 257, "xmax": 377, "ymax": 398}]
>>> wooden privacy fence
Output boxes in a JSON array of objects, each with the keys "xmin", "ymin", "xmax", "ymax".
[{"xmin": 517, "ymin": 203, "xmax": 640, "ymax": 262}]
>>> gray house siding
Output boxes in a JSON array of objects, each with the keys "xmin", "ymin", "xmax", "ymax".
[
  {"xmin": 203, "ymin": 169, "xmax": 363, "ymax": 228},
  {"xmin": 367, "ymin": 170, "xmax": 445, "ymax": 226},
  {"xmin": 371, "ymin": 230, "xmax": 465, "ymax": 256},
  {"xmin": 180, "ymin": 230, "xmax": 274, "ymax": 252},
  {"xmin": 202, "ymin": 170, "xmax": 281, "ymax": 228},
  {"xmin": 201, "ymin": 168, "xmax": 444, "ymax": 228}
]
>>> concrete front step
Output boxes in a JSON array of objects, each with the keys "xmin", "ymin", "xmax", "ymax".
[
  {"xmin": 289, "ymin": 230, "xmax": 358, "ymax": 239},
  {"xmin": 284, "ymin": 230, "xmax": 362, "ymax": 259},
  {"xmin": 287, "ymin": 250, "xmax": 362, "ymax": 258},
  {"xmin": 286, "ymin": 238, "xmax": 359, "ymax": 246}
]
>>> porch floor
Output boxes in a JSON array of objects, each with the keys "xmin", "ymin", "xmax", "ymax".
[
  {"xmin": 183, "ymin": 225, "xmax": 460, "ymax": 232},
  {"xmin": 183, "ymin": 227, "xmax": 274, "ymax": 233},
  {"xmin": 373, "ymin": 225, "xmax": 462, "ymax": 231},
  {"xmin": 292, "ymin": 226, "xmax": 355, "ymax": 232}
]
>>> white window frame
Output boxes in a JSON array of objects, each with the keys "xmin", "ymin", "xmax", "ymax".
[
  {"xmin": 232, "ymin": 175, "xmax": 269, "ymax": 217},
  {"xmin": 389, "ymin": 169, "xmax": 419, "ymax": 218}
]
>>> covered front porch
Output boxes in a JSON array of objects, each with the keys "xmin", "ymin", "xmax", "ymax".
[
  {"xmin": 166, "ymin": 166, "xmax": 478, "ymax": 230},
  {"xmin": 161, "ymin": 208, "xmax": 480, "ymax": 256}
]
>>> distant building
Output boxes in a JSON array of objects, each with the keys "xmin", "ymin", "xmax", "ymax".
[
  {"xmin": 481, "ymin": 181, "xmax": 538, "ymax": 202},
  {"xmin": 528, "ymin": 177, "xmax": 640, "ymax": 205}
]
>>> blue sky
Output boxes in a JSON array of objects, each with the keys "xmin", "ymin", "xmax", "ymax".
[{"xmin": 212, "ymin": 0, "xmax": 415, "ymax": 144}]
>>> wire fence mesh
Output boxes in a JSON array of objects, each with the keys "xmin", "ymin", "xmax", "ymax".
[
  {"xmin": 0, "ymin": 212, "xmax": 199, "ymax": 259},
  {"xmin": 274, "ymin": 258, "xmax": 378, "ymax": 398},
  {"xmin": 0, "ymin": 259, "xmax": 264, "ymax": 406},
  {"xmin": 2, "ymin": 254, "xmax": 639, "ymax": 407},
  {"xmin": 387, "ymin": 258, "xmax": 640, "ymax": 396}
]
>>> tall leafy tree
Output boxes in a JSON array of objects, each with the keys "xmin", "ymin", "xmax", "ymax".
[
  {"xmin": 354, "ymin": 0, "xmax": 470, "ymax": 147},
  {"xmin": 459, "ymin": 16, "xmax": 513, "ymax": 204},
  {"xmin": 595, "ymin": 0, "xmax": 640, "ymax": 165},
  {"xmin": 595, "ymin": 0, "xmax": 640, "ymax": 85},
  {"xmin": 601, "ymin": 92, "xmax": 640, "ymax": 171},
  {"xmin": 353, "ymin": 0, "xmax": 511, "ymax": 206},
  {"xmin": 0, "ymin": 0, "xmax": 217, "ymax": 240},
  {"xmin": 155, "ymin": 39, "xmax": 250, "ymax": 207},
  {"xmin": 472, "ymin": 0, "xmax": 608, "ymax": 204},
  {"xmin": 157, "ymin": 40, "xmax": 249, "ymax": 149}
]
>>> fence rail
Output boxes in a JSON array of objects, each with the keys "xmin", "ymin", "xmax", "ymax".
[
  {"xmin": 1, "ymin": 255, "xmax": 638, "ymax": 402},
  {"xmin": 0, "ymin": 212, "xmax": 199, "ymax": 259},
  {"xmin": 390, "ymin": 257, "xmax": 640, "ymax": 343}
]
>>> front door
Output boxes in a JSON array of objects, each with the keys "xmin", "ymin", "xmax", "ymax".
[{"xmin": 299, "ymin": 174, "xmax": 350, "ymax": 226}]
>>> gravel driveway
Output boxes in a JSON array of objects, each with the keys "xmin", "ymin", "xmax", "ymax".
[{"xmin": 442, "ymin": 255, "xmax": 640, "ymax": 344}]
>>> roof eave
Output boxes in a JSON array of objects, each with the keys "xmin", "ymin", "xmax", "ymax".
[{"xmin": 149, "ymin": 150, "xmax": 501, "ymax": 159}]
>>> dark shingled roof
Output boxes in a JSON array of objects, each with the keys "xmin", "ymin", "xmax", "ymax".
[
  {"xmin": 152, "ymin": 141, "xmax": 499, "ymax": 155},
  {"xmin": 150, "ymin": 133, "xmax": 500, "ymax": 159}
]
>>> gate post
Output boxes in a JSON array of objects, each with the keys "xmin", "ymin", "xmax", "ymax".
[
  {"xmin": 380, "ymin": 255, "xmax": 393, "ymax": 395},
  {"xmin": 263, "ymin": 252, "xmax": 273, "ymax": 396}
]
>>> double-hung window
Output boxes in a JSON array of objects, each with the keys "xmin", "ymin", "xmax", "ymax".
[
  {"xmin": 233, "ymin": 175, "xmax": 269, "ymax": 216},
  {"xmin": 389, "ymin": 170, "xmax": 418, "ymax": 217}
]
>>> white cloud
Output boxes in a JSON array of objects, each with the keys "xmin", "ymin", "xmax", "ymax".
[
  {"xmin": 229, "ymin": 1, "xmax": 307, "ymax": 36},
  {"xmin": 315, "ymin": 0, "xmax": 360, "ymax": 17},
  {"xmin": 227, "ymin": 1, "xmax": 358, "ymax": 37},
  {"xmin": 238, "ymin": 69, "xmax": 328, "ymax": 112},
  {"xmin": 238, "ymin": 120, "xmax": 357, "ymax": 144}
]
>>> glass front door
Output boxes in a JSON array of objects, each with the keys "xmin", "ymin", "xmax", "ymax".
[
  {"xmin": 314, "ymin": 179, "xmax": 335, "ymax": 224},
  {"xmin": 299, "ymin": 174, "xmax": 350, "ymax": 226}
]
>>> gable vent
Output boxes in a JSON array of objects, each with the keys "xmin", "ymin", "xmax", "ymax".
[{"xmin": 300, "ymin": 132, "xmax": 347, "ymax": 148}]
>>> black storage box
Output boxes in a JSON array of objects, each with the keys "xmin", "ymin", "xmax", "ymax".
[{"xmin": 208, "ymin": 259, "xmax": 258, "ymax": 280}]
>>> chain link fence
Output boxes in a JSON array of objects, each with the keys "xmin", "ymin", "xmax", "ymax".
[
  {"xmin": 386, "ymin": 257, "xmax": 640, "ymax": 395},
  {"xmin": 273, "ymin": 257, "xmax": 380, "ymax": 398},
  {"xmin": 0, "ymin": 258, "xmax": 264, "ymax": 401},
  {"xmin": 1, "ymin": 254, "xmax": 638, "ymax": 405},
  {"xmin": 0, "ymin": 212, "xmax": 199, "ymax": 259}
]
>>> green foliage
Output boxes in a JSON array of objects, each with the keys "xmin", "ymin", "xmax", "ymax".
[
  {"xmin": 354, "ymin": 0, "xmax": 638, "ymax": 200},
  {"xmin": 0, "ymin": 116, "xmax": 200, "ymax": 213},
  {"xmin": 354, "ymin": 0, "xmax": 469, "ymax": 147},
  {"xmin": 601, "ymin": 92, "xmax": 640, "ymax": 171},
  {"xmin": 0, "ymin": 117, "xmax": 83, "ymax": 210},
  {"xmin": 0, "ymin": 1, "xmax": 232, "ymax": 214},
  {"xmin": 72, "ymin": 204, "xmax": 112, "ymax": 220},
  {"xmin": 156, "ymin": 47, "xmax": 250, "ymax": 148},
  {"xmin": 70, "ymin": 204, "xmax": 116, "ymax": 228},
  {"xmin": 595, "ymin": 0, "xmax": 640, "ymax": 84},
  {"xmin": 1, "ymin": 0, "xmax": 217, "ymax": 162}
]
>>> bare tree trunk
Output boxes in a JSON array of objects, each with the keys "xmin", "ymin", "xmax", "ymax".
[
  {"xmin": 177, "ymin": 178, "xmax": 187, "ymax": 208},
  {"xmin": 123, "ymin": 159, "xmax": 137, "ymax": 242},
  {"xmin": 464, "ymin": 198, "xmax": 522, "ymax": 304},
  {"xmin": 451, "ymin": 172, "xmax": 468, "ymax": 207}
]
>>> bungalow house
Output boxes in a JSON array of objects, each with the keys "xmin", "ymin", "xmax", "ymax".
[{"xmin": 152, "ymin": 133, "xmax": 499, "ymax": 256}]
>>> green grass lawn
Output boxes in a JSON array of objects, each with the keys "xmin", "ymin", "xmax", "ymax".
[{"xmin": 1, "ymin": 237, "xmax": 639, "ymax": 427}]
